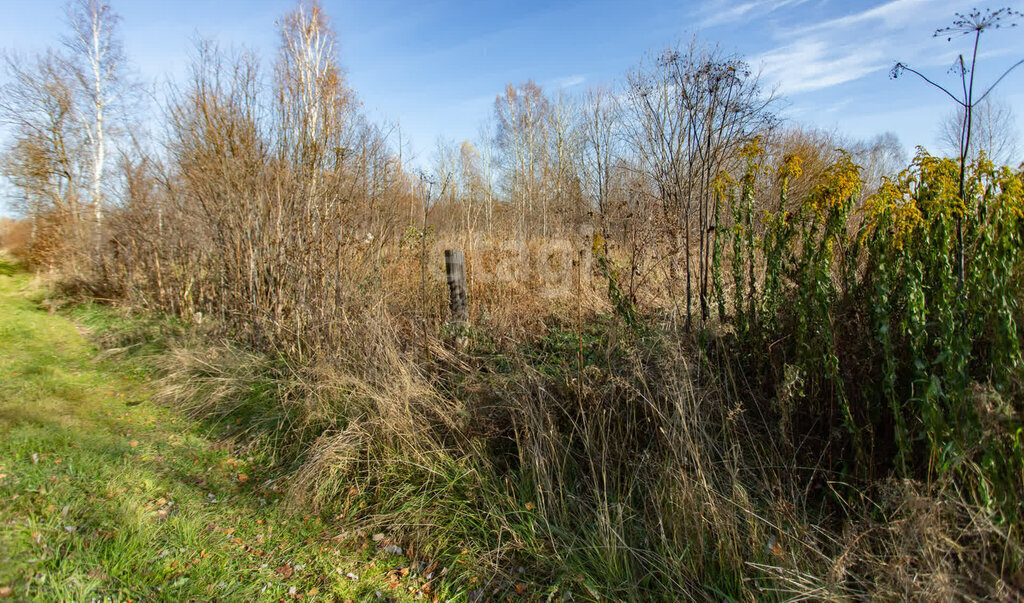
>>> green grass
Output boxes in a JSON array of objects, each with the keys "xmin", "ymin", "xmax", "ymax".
[{"xmin": 0, "ymin": 259, "xmax": 437, "ymax": 602}]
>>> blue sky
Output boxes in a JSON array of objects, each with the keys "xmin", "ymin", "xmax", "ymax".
[{"xmin": 1, "ymin": 0, "xmax": 1023, "ymax": 215}]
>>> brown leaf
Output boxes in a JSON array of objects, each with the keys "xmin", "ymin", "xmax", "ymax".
[
  {"xmin": 276, "ymin": 564, "xmax": 294, "ymax": 578},
  {"xmin": 129, "ymin": 441, "xmax": 139, "ymax": 448},
  {"xmin": 87, "ymin": 569, "xmax": 107, "ymax": 580}
]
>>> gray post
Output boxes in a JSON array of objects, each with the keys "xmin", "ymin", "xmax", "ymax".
[{"xmin": 445, "ymin": 249, "xmax": 468, "ymax": 326}]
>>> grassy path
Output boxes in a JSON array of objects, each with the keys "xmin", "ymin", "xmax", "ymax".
[{"xmin": 0, "ymin": 260, "xmax": 428, "ymax": 602}]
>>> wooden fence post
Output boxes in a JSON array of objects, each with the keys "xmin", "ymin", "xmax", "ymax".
[{"xmin": 445, "ymin": 249, "xmax": 468, "ymax": 327}]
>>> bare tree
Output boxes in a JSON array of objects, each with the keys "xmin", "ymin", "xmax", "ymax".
[
  {"xmin": 494, "ymin": 81, "xmax": 551, "ymax": 239},
  {"xmin": 0, "ymin": 50, "xmax": 82, "ymax": 262},
  {"xmin": 473, "ymin": 117, "xmax": 499, "ymax": 237},
  {"xmin": 938, "ymin": 95, "xmax": 1019, "ymax": 166},
  {"xmin": 580, "ymin": 85, "xmax": 620, "ymax": 231},
  {"xmin": 622, "ymin": 40, "xmax": 774, "ymax": 327},
  {"xmin": 547, "ymin": 89, "xmax": 583, "ymax": 232},
  {"xmin": 850, "ymin": 131, "xmax": 907, "ymax": 195},
  {"xmin": 459, "ymin": 140, "xmax": 487, "ymax": 239}
]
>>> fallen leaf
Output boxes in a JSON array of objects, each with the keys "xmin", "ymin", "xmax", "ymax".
[
  {"xmin": 276, "ymin": 565, "xmax": 294, "ymax": 578},
  {"xmin": 524, "ymin": 502, "xmax": 535, "ymax": 511},
  {"xmin": 0, "ymin": 586, "xmax": 12, "ymax": 598},
  {"xmin": 237, "ymin": 474, "xmax": 249, "ymax": 483},
  {"xmin": 129, "ymin": 441, "xmax": 139, "ymax": 448},
  {"xmin": 515, "ymin": 583, "xmax": 527, "ymax": 595}
]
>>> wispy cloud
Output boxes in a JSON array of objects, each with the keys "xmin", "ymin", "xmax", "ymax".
[
  {"xmin": 824, "ymin": 98, "xmax": 854, "ymax": 114},
  {"xmin": 759, "ymin": 39, "xmax": 887, "ymax": 94},
  {"xmin": 756, "ymin": 0, "xmax": 964, "ymax": 95},
  {"xmin": 550, "ymin": 74, "xmax": 586, "ymax": 89},
  {"xmin": 696, "ymin": 0, "xmax": 810, "ymax": 28},
  {"xmin": 793, "ymin": 0, "xmax": 946, "ymax": 34}
]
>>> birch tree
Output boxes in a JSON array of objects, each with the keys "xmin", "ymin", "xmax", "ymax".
[
  {"xmin": 494, "ymin": 81, "xmax": 550, "ymax": 239},
  {"xmin": 275, "ymin": 0, "xmax": 351, "ymax": 179},
  {"xmin": 547, "ymin": 90, "xmax": 583, "ymax": 232},
  {"xmin": 63, "ymin": 0, "xmax": 127, "ymax": 233}
]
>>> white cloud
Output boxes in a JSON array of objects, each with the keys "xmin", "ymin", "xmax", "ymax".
[
  {"xmin": 793, "ymin": 0, "xmax": 954, "ymax": 34},
  {"xmin": 698, "ymin": 2, "xmax": 760, "ymax": 28},
  {"xmin": 550, "ymin": 74, "xmax": 586, "ymax": 89},
  {"xmin": 756, "ymin": 0, "xmax": 967, "ymax": 95},
  {"xmin": 759, "ymin": 39, "xmax": 887, "ymax": 94},
  {"xmin": 696, "ymin": 0, "xmax": 811, "ymax": 28}
]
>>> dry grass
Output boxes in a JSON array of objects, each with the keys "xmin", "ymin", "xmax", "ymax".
[{"xmin": 123, "ymin": 290, "xmax": 1022, "ymax": 600}]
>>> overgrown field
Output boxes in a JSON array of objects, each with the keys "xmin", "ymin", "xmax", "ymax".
[
  {"xmin": 3, "ymin": 2, "xmax": 1023, "ymax": 599},
  {"xmin": 70, "ymin": 153, "xmax": 1024, "ymax": 601},
  {"xmin": 8, "ymin": 148, "xmax": 1024, "ymax": 602}
]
